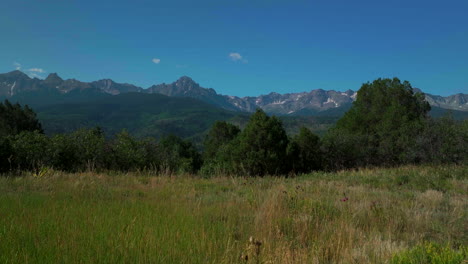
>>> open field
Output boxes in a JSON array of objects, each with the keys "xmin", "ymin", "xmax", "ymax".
[{"xmin": 0, "ymin": 165, "xmax": 467, "ymax": 263}]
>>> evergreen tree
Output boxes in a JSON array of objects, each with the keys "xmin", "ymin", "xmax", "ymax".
[
  {"xmin": 110, "ymin": 130, "xmax": 147, "ymax": 171},
  {"xmin": 159, "ymin": 134, "xmax": 202, "ymax": 174},
  {"xmin": 201, "ymin": 121, "xmax": 240, "ymax": 175},
  {"xmin": 68, "ymin": 128, "xmax": 106, "ymax": 171},
  {"xmin": 287, "ymin": 127, "xmax": 322, "ymax": 173},
  {"xmin": 324, "ymin": 78, "xmax": 430, "ymax": 168},
  {"xmin": 234, "ymin": 109, "xmax": 289, "ymax": 176},
  {"xmin": 0, "ymin": 100, "xmax": 43, "ymax": 137},
  {"xmin": 203, "ymin": 121, "xmax": 240, "ymax": 161}
]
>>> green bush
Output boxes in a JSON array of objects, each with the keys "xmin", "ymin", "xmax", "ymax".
[
  {"xmin": 287, "ymin": 127, "xmax": 322, "ymax": 173},
  {"xmin": 159, "ymin": 134, "xmax": 202, "ymax": 174},
  {"xmin": 327, "ymin": 78, "xmax": 430, "ymax": 168},
  {"xmin": 391, "ymin": 242, "xmax": 467, "ymax": 264},
  {"xmin": 10, "ymin": 131, "xmax": 50, "ymax": 172},
  {"xmin": 232, "ymin": 109, "xmax": 289, "ymax": 176}
]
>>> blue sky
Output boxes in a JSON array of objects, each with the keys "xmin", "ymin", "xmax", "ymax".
[{"xmin": 0, "ymin": 0, "xmax": 467, "ymax": 96}]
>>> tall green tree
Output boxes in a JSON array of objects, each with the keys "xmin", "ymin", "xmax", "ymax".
[
  {"xmin": 68, "ymin": 128, "xmax": 106, "ymax": 171},
  {"xmin": 323, "ymin": 78, "xmax": 430, "ymax": 168},
  {"xmin": 203, "ymin": 121, "xmax": 240, "ymax": 161},
  {"xmin": 110, "ymin": 130, "xmax": 148, "ymax": 171},
  {"xmin": 287, "ymin": 127, "xmax": 322, "ymax": 173},
  {"xmin": 0, "ymin": 100, "xmax": 43, "ymax": 137},
  {"xmin": 234, "ymin": 109, "xmax": 289, "ymax": 176},
  {"xmin": 159, "ymin": 134, "xmax": 202, "ymax": 174},
  {"xmin": 201, "ymin": 121, "xmax": 240, "ymax": 175}
]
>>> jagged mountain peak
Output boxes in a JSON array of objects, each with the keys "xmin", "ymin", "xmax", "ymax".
[
  {"xmin": 0, "ymin": 71, "xmax": 467, "ymax": 114},
  {"xmin": 45, "ymin": 73, "xmax": 64, "ymax": 84},
  {"xmin": 174, "ymin": 76, "xmax": 199, "ymax": 89},
  {"xmin": 149, "ymin": 76, "xmax": 213, "ymax": 96},
  {"xmin": 5, "ymin": 70, "xmax": 30, "ymax": 79},
  {"xmin": 176, "ymin": 76, "xmax": 196, "ymax": 83}
]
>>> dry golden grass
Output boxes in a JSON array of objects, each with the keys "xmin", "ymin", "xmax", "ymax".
[{"xmin": 0, "ymin": 165, "xmax": 466, "ymax": 263}]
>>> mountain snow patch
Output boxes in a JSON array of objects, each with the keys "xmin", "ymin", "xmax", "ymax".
[
  {"xmin": 325, "ymin": 97, "xmax": 339, "ymax": 107},
  {"xmin": 10, "ymin": 81, "xmax": 16, "ymax": 96}
]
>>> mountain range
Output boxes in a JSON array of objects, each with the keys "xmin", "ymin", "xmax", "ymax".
[
  {"xmin": 1, "ymin": 70, "xmax": 467, "ymax": 115},
  {"xmin": 1, "ymin": 70, "xmax": 466, "ymax": 142}
]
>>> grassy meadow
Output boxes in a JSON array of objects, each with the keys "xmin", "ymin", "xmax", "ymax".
[{"xmin": 0, "ymin": 165, "xmax": 467, "ymax": 263}]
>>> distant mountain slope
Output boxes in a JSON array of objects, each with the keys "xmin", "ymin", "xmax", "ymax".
[
  {"xmin": 145, "ymin": 76, "xmax": 467, "ymax": 114},
  {"xmin": 35, "ymin": 93, "xmax": 337, "ymax": 143},
  {"xmin": 1, "ymin": 71, "xmax": 141, "ymax": 106},
  {"xmin": 424, "ymin": 93, "xmax": 468, "ymax": 111},
  {"xmin": 36, "ymin": 93, "xmax": 237, "ymax": 140},
  {"xmin": 1, "ymin": 70, "xmax": 466, "ymax": 116}
]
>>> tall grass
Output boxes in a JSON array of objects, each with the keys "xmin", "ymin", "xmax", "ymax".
[{"xmin": 0, "ymin": 165, "xmax": 466, "ymax": 263}]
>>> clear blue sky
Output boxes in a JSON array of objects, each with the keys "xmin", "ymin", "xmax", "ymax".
[{"xmin": 1, "ymin": 0, "xmax": 467, "ymax": 96}]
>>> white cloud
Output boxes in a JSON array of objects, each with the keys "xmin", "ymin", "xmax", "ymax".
[
  {"xmin": 152, "ymin": 58, "xmax": 161, "ymax": 64},
  {"xmin": 27, "ymin": 68, "xmax": 45, "ymax": 73},
  {"xmin": 26, "ymin": 72, "xmax": 47, "ymax": 79},
  {"xmin": 229, "ymin": 52, "xmax": 248, "ymax": 63},
  {"xmin": 29, "ymin": 73, "xmax": 43, "ymax": 79},
  {"xmin": 13, "ymin": 62, "xmax": 21, "ymax": 70},
  {"xmin": 25, "ymin": 67, "xmax": 46, "ymax": 79},
  {"xmin": 229, "ymin": 52, "xmax": 242, "ymax": 61}
]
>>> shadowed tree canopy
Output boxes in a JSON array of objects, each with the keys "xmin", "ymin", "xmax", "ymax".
[
  {"xmin": 203, "ymin": 121, "xmax": 240, "ymax": 161},
  {"xmin": 287, "ymin": 126, "xmax": 322, "ymax": 173},
  {"xmin": 336, "ymin": 78, "xmax": 430, "ymax": 133},
  {"xmin": 234, "ymin": 109, "xmax": 289, "ymax": 176},
  {"xmin": 323, "ymin": 78, "xmax": 431, "ymax": 168},
  {"xmin": 0, "ymin": 100, "xmax": 43, "ymax": 137}
]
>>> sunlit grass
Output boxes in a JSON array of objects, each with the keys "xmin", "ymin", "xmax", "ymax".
[{"xmin": 0, "ymin": 165, "xmax": 466, "ymax": 263}]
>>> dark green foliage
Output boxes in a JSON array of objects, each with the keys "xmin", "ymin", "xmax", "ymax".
[
  {"xmin": 158, "ymin": 134, "xmax": 202, "ymax": 174},
  {"xmin": 414, "ymin": 116, "xmax": 468, "ymax": 164},
  {"xmin": 0, "ymin": 137, "xmax": 12, "ymax": 173},
  {"xmin": 287, "ymin": 127, "xmax": 322, "ymax": 173},
  {"xmin": 201, "ymin": 121, "xmax": 240, "ymax": 175},
  {"xmin": 201, "ymin": 109, "xmax": 291, "ymax": 176},
  {"xmin": 10, "ymin": 131, "xmax": 51, "ymax": 172},
  {"xmin": 0, "ymin": 100, "xmax": 43, "ymax": 137},
  {"xmin": 67, "ymin": 128, "xmax": 107, "ymax": 171},
  {"xmin": 233, "ymin": 109, "xmax": 289, "ymax": 176},
  {"xmin": 324, "ymin": 78, "xmax": 431, "ymax": 168},
  {"xmin": 108, "ymin": 131, "xmax": 160, "ymax": 171},
  {"xmin": 48, "ymin": 133, "xmax": 79, "ymax": 172},
  {"xmin": 321, "ymin": 130, "xmax": 368, "ymax": 170},
  {"xmin": 203, "ymin": 121, "xmax": 240, "ymax": 162}
]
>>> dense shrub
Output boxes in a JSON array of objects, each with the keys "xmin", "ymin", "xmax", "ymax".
[
  {"xmin": 391, "ymin": 242, "xmax": 467, "ymax": 264},
  {"xmin": 201, "ymin": 121, "xmax": 240, "ymax": 175},
  {"xmin": 10, "ymin": 131, "xmax": 51, "ymax": 172},
  {"xmin": 231, "ymin": 109, "xmax": 289, "ymax": 176},
  {"xmin": 287, "ymin": 127, "xmax": 322, "ymax": 173},
  {"xmin": 158, "ymin": 134, "xmax": 202, "ymax": 174},
  {"xmin": 323, "ymin": 78, "xmax": 431, "ymax": 168},
  {"xmin": 0, "ymin": 137, "xmax": 12, "ymax": 173}
]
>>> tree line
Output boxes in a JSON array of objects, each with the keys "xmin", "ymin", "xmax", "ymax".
[{"xmin": 1, "ymin": 78, "xmax": 467, "ymax": 176}]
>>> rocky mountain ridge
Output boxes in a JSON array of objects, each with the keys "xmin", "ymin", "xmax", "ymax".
[{"xmin": 1, "ymin": 70, "xmax": 466, "ymax": 115}]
